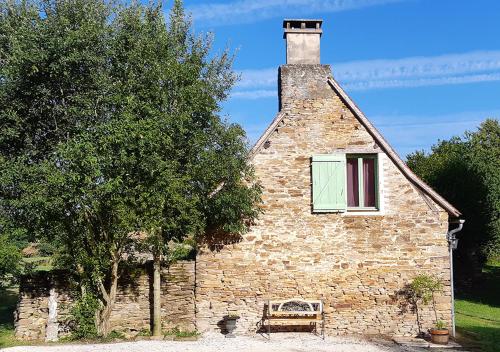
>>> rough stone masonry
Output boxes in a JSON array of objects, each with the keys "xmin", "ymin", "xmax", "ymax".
[
  {"xmin": 194, "ymin": 19, "xmax": 456, "ymax": 337},
  {"xmin": 15, "ymin": 262, "xmax": 195, "ymax": 340}
]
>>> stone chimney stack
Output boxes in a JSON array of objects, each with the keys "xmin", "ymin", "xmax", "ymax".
[
  {"xmin": 283, "ymin": 19, "xmax": 323, "ymax": 64},
  {"xmin": 279, "ymin": 19, "xmax": 331, "ymax": 112}
]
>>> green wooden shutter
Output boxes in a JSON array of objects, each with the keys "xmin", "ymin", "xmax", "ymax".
[{"xmin": 312, "ymin": 154, "xmax": 347, "ymax": 212}]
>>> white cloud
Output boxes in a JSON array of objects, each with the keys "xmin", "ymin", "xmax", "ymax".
[
  {"xmin": 232, "ymin": 50, "xmax": 500, "ymax": 98},
  {"xmin": 237, "ymin": 69, "xmax": 276, "ymax": 89},
  {"xmin": 343, "ymin": 72, "xmax": 500, "ymax": 91},
  {"xmin": 231, "ymin": 89, "xmax": 276, "ymax": 99},
  {"xmin": 334, "ymin": 51, "xmax": 500, "ymax": 81},
  {"xmin": 188, "ymin": 0, "xmax": 406, "ymax": 26}
]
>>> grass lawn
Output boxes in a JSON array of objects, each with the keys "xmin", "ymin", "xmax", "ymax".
[
  {"xmin": 455, "ymin": 261, "xmax": 500, "ymax": 352},
  {"xmin": 0, "ymin": 287, "xmax": 19, "ymax": 348},
  {"xmin": 23, "ymin": 256, "xmax": 53, "ymax": 272}
]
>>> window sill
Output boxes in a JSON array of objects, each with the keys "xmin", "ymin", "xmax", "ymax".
[
  {"xmin": 312, "ymin": 209, "xmax": 346, "ymax": 214},
  {"xmin": 347, "ymin": 207, "xmax": 378, "ymax": 211},
  {"xmin": 342, "ymin": 208, "xmax": 383, "ymax": 216}
]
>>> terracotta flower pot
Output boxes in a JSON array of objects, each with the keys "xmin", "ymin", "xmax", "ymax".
[{"xmin": 430, "ymin": 329, "xmax": 449, "ymax": 345}]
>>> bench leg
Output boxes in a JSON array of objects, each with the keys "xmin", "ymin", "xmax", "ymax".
[
  {"xmin": 268, "ymin": 319, "xmax": 271, "ymax": 339},
  {"xmin": 322, "ymin": 317, "xmax": 325, "ymax": 340}
]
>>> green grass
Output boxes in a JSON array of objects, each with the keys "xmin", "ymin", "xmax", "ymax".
[
  {"xmin": 455, "ymin": 260, "xmax": 500, "ymax": 352},
  {"xmin": 23, "ymin": 256, "xmax": 53, "ymax": 272},
  {"xmin": 0, "ymin": 287, "xmax": 19, "ymax": 348}
]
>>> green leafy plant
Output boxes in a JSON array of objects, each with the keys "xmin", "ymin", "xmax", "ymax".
[
  {"xmin": 106, "ymin": 330, "xmax": 125, "ymax": 340},
  {"xmin": 407, "ymin": 119, "xmax": 500, "ymax": 272},
  {"xmin": 408, "ymin": 274, "xmax": 446, "ymax": 331},
  {"xmin": 136, "ymin": 328, "xmax": 151, "ymax": 337},
  {"xmin": 164, "ymin": 326, "xmax": 199, "ymax": 338},
  {"xmin": 227, "ymin": 312, "xmax": 240, "ymax": 319},
  {"xmin": 409, "ymin": 274, "xmax": 443, "ymax": 306},
  {"xmin": 435, "ymin": 320, "xmax": 447, "ymax": 330},
  {"xmin": 68, "ymin": 293, "xmax": 100, "ymax": 340},
  {"xmin": 0, "ymin": 235, "xmax": 21, "ymax": 290}
]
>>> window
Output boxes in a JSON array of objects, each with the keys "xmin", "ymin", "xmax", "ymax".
[
  {"xmin": 312, "ymin": 154, "xmax": 379, "ymax": 212},
  {"xmin": 346, "ymin": 155, "xmax": 378, "ymax": 209}
]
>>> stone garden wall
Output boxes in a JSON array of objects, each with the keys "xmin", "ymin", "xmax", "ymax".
[
  {"xmin": 195, "ymin": 65, "xmax": 453, "ymax": 337},
  {"xmin": 15, "ymin": 261, "xmax": 195, "ymax": 341}
]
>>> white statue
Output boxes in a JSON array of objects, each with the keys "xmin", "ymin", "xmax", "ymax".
[{"xmin": 45, "ymin": 288, "xmax": 59, "ymax": 342}]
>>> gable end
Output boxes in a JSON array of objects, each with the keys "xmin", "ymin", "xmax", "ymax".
[{"xmin": 249, "ymin": 76, "xmax": 461, "ymax": 218}]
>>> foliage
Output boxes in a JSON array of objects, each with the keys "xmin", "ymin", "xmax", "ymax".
[
  {"xmin": 0, "ymin": 288, "xmax": 18, "ymax": 348},
  {"xmin": 407, "ymin": 274, "xmax": 444, "ymax": 330},
  {"xmin": 227, "ymin": 312, "xmax": 240, "ymax": 318},
  {"xmin": 1, "ymin": 0, "xmax": 260, "ymax": 337},
  {"xmin": 136, "ymin": 328, "xmax": 151, "ymax": 337},
  {"xmin": 0, "ymin": 235, "xmax": 21, "ymax": 290},
  {"xmin": 168, "ymin": 240, "xmax": 196, "ymax": 262},
  {"xmin": 407, "ymin": 119, "xmax": 500, "ymax": 270},
  {"xmin": 164, "ymin": 326, "xmax": 200, "ymax": 338},
  {"xmin": 105, "ymin": 330, "xmax": 125, "ymax": 340},
  {"xmin": 435, "ymin": 320, "xmax": 447, "ymax": 330},
  {"xmin": 68, "ymin": 292, "xmax": 100, "ymax": 340},
  {"xmin": 408, "ymin": 274, "xmax": 444, "ymax": 306}
]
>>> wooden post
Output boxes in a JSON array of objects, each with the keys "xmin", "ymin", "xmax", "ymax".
[{"xmin": 152, "ymin": 254, "xmax": 162, "ymax": 337}]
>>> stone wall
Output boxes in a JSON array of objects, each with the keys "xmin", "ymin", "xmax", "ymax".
[
  {"xmin": 15, "ymin": 261, "xmax": 195, "ymax": 341},
  {"xmin": 15, "ymin": 271, "xmax": 73, "ymax": 341},
  {"xmin": 195, "ymin": 64, "xmax": 453, "ymax": 337}
]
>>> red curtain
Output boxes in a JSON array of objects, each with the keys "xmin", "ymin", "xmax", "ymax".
[
  {"xmin": 363, "ymin": 159, "xmax": 376, "ymax": 207},
  {"xmin": 347, "ymin": 159, "xmax": 359, "ymax": 207}
]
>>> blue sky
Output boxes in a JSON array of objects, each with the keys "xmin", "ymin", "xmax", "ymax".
[{"xmin": 183, "ymin": 0, "xmax": 500, "ymax": 158}]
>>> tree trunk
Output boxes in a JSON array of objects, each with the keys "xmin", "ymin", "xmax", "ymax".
[
  {"xmin": 152, "ymin": 254, "xmax": 162, "ymax": 337},
  {"xmin": 97, "ymin": 259, "xmax": 119, "ymax": 336}
]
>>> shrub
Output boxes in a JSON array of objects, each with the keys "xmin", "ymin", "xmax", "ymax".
[
  {"xmin": 164, "ymin": 326, "xmax": 199, "ymax": 338},
  {"xmin": 409, "ymin": 274, "xmax": 443, "ymax": 305},
  {"xmin": 68, "ymin": 293, "xmax": 100, "ymax": 340},
  {"xmin": 408, "ymin": 274, "xmax": 445, "ymax": 330}
]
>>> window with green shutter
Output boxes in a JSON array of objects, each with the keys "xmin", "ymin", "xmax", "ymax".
[
  {"xmin": 312, "ymin": 154, "xmax": 379, "ymax": 213},
  {"xmin": 311, "ymin": 155, "xmax": 347, "ymax": 212}
]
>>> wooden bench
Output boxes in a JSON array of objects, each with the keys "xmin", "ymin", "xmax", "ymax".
[{"xmin": 264, "ymin": 299, "xmax": 325, "ymax": 339}]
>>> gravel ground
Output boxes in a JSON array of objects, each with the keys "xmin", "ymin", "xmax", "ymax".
[{"xmin": 1, "ymin": 333, "xmax": 457, "ymax": 352}]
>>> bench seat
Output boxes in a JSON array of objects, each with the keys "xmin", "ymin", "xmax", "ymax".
[{"xmin": 264, "ymin": 299, "xmax": 325, "ymax": 338}]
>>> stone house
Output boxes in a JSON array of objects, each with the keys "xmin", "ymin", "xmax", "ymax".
[
  {"xmin": 195, "ymin": 19, "xmax": 462, "ymax": 337},
  {"xmin": 16, "ymin": 19, "xmax": 463, "ymax": 341}
]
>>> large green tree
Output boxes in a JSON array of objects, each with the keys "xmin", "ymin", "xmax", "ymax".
[
  {"xmin": 0, "ymin": 234, "xmax": 21, "ymax": 290},
  {"xmin": 407, "ymin": 119, "xmax": 500, "ymax": 274},
  {"xmin": 1, "ymin": 0, "xmax": 260, "ymax": 336}
]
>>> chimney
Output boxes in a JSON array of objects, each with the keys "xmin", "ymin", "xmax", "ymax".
[
  {"xmin": 283, "ymin": 19, "xmax": 323, "ymax": 64},
  {"xmin": 278, "ymin": 19, "xmax": 331, "ymax": 111}
]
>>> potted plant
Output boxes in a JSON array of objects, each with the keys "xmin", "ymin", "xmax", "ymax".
[
  {"xmin": 408, "ymin": 274, "xmax": 449, "ymax": 345},
  {"xmin": 430, "ymin": 320, "xmax": 449, "ymax": 345},
  {"xmin": 224, "ymin": 313, "xmax": 240, "ymax": 338}
]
